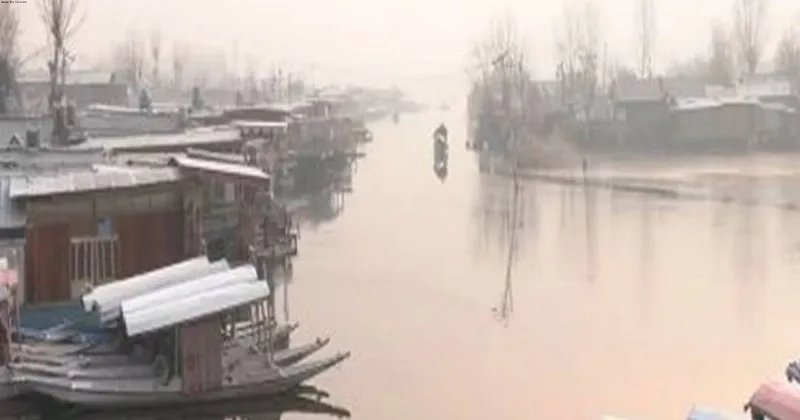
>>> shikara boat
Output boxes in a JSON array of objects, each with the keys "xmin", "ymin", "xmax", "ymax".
[
  {"xmin": 744, "ymin": 379, "xmax": 800, "ymax": 420},
  {"xmin": 17, "ymin": 352, "xmax": 350, "ymax": 408},
  {"xmin": 72, "ymin": 391, "xmax": 350, "ymax": 419}
]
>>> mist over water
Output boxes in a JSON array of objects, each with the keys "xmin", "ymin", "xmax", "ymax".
[{"xmin": 280, "ymin": 108, "xmax": 800, "ymax": 420}]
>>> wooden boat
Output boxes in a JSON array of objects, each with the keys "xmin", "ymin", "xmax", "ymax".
[
  {"xmin": 73, "ymin": 391, "xmax": 350, "ymax": 419},
  {"xmin": 17, "ymin": 352, "xmax": 350, "ymax": 408},
  {"xmin": 12, "ymin": 337, "xmax": 329, "ymax": 377},
  {"xmin": 15, "ymin": 263, "xmax": 350, "ymax": 408},
  {"xmin": 744, "ymin": 379, "xmax": 800, "ymax": 419}
]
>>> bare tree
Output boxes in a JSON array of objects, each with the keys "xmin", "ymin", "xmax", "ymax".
[
  {"xmin": 112, "ymin": 31, "xmax": 145, "ymax": 93},
  {"xmin": 149, "ymin": 28, "xmax": 162, "ymax": 90},
  {"xmin": 171, "ymin": 42, "xmax": 188, "ymax": 91},
  {"xmin": 556, "ymin": 1, "xmax": 600, "ymax": 117},
  {"xmin": 0, "ymin": 4, "xmax": 20, "ymax": 114},
  {"xmin": 468, "ymin": 14, "xmax": 534, "ymax": 153},
  {"xmin": 709, "ymin": 24, "xmax": 736, "ymax": 84},
  {"xmin": 635, "ymin": 0, "xmax": 656, "ymax": 79},
  {"xmin": 732, "ymin": 0, "xmax": 768, "ymax": 78},
  {"xmin": 38, "ymin": 0, "xmax": 85, "ymax": 112},
  {"xmin": 775, "ymin": 23, "xmax": 800, "ymax": 92}
]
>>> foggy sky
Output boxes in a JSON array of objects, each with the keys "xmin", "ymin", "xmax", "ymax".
[{"xmin": 13, "ymin": 0, "xmax": 800, "ymax": 94}]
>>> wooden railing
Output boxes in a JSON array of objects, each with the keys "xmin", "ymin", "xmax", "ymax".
[{"xmin": 70, "ymin": 235, "xmax": 120, "ymax": 294}]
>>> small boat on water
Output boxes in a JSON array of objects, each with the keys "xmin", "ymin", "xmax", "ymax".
[
  {"xmin": 686, "ymin": 406, "xmax": 749, "ymax": 419},
  {"xmin": 744, "ymin": 379, "xmax": 800, "ymax": 420}
]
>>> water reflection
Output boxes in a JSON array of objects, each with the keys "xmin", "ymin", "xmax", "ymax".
[{"xmin": 53, "ymin": 391, "xmax": 349, "ymax": 420}]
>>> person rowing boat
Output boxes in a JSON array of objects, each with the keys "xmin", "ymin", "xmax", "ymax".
[{"xmin": 433, "ymin": 123, "xmax": 448, "ymax": 142}]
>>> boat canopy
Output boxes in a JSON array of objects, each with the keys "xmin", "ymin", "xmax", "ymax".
[
  {"xmin": 122, "ymin": 281, "xmax": 270, "ymax": 337},
  {"xmin": 120, "ymin": 265, "xmax": 258, "ymax": 315},
  {"xmin": 81, "ymin": 257, "xmax": 230, "ymax": 323},
  {"xmin": 168, "ymin": 155, "xmax": 270, "ymax": 182},
  {"xmin": 747, "ymin": 380, "xmax": 800, "ymax": 420}
]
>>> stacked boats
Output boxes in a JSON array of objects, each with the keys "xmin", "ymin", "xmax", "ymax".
[{"xmin": 0, "ymin": 256, "xmax": 349, "ymax": 408}]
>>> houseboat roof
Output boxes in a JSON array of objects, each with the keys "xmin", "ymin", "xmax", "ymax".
[
  {"xmin": 186, "ymin": 148, "xmax": 245, "ymax": 164},
  {"xmin": 18, "ymin": 70, "xmax": 120, "ymax": 86},
  {"xmin": 747, "ymin": 380, "xmax": 800, "ymax": 419},
  {"xmin": 224, "ymin": 104, "xmax": 293, "ymax": 114},
  {"xmin": 75, "ymin": 129, "xmax": 242, "ymax": 153},
  {"xmin": 232, "ymin": 120, "xmax": 290, "ymax": 129},
  {"xmin": 85, "ymin": 104, "xmax": 181, "ymax": 117},
  {"xmin": 120, "ymin": 265, "xmax": 258, "ymax": 316},
  {"xmin": 82, "ymin": 257, "xmax": 231, "ymax": 323},
  {"xmin": 0, "ymin": 147, "xmax": 106, "ymax": 171},
  {"xmin": 122, "ymin": 280, "xmax": 270, "ymax": 337},
  {"xmin": 8, "ymin": 165, "xmax": 182, "ymax": 199},
  {"xmin": 0, "ymin": 177, "xmax": 25, "ymax": 231},
  {"xmin": 168, "ymin": 155, "xmax": 270, "ymax": 182}
]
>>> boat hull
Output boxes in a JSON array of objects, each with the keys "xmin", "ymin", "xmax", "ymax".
[{"xmin": 20, "ymin": 352, "xmax": 350, "ymax": 408}]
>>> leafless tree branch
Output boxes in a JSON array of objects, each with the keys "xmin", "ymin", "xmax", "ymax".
[{"xmin": 733, "ymin": 0, "xmax": 768, "ymax": 77}]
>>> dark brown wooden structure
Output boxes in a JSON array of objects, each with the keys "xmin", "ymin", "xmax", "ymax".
[{"xmin": 10, "ymin": 167, "xmax": 203, "ymax": 304}]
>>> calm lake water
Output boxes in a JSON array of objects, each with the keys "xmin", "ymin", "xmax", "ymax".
[
  {"xmin": 30, "ymin": 108, "xmax": 800, "ymax": 420},
  {"xmin": 283, "ymin": 109, "xmax": 800, "ymax": 420}
]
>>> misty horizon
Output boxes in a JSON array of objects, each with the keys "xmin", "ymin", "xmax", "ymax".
[{"xmin": 9, "ymin": 0, "xmax": 800, "ymax": 99}]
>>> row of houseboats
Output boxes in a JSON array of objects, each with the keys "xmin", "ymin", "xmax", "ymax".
[{"xmin": 0, "ymin": 91, "xmax": 386, "ymax": 412}]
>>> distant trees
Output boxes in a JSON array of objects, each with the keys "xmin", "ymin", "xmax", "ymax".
[
  {"xmin": 708, "ymin": 24, "xmax": 736, "ymax": 84},
  {"xmin": 111, "ymin": 31, "xmax": 145, "ymax": 92},
  {"xmin": 555, "ymin": 0, "xmax": 600, "ymax": 116},
  {"xmin": 149, "ymin": 29, "xmax": 162, "ymax": 90},
  {"xmin": 635, "ymin": 0, "xmax": 656, "ymax": 79},
  {"xmin": 732, "ymin": 0, "xmax": 769, "ymax": 77},
  {"xmin": 468, "ymin": 14, "xmax": 535, "ymax": 152},
  {"xmin": 666, "ymin": 24, "xmax": 735, "ymax": 85},
  {"xmin": 774, "ymin": 22, "xmax": 800, "ymax": 92},
  {"xmin": 37, "ymin": 0, "xmax": 85, "ymax": 112},
  {"xmin": 0, "ymin": 3, "xmax": 20, "ymax": 114}
]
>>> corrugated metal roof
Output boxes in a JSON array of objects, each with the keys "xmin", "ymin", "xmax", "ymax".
[
  {"xmin": 82, "ymin": 257, "xmax": 231, "ymax": 324},
  {"xmin": 232, "ymin": 120, "xmax": 289, "ymax": 129},
  {"xmin": 18, "ymin": 70, "xmax": 119, "ymax": 85},
  {"xmin": 121, "ymin": 265, "xmax": 257, "ymax": 315},
  {"xmin": 185, "ymin": 148, "xmax": 245, "ymax": 164},
  {"xmin": 170, "ymin": 155, "xmax": 270, "ymax": 182},
  {"xmin": 0, "ymin": 176, "xmax": 25, "ymax": 230},
  {"xmin": 0, "ymin": 148, "xmax": 106, "ymax": 170},
  {"xmin": 8, "ymin": 166, "xmax": 182, "ymax": 199},
  {"xmin": 122, "ymin": 281, "xmax": 270, "ymax": 337},
  {"xmin": 75, "ymin": 129, "xmax": 242, "ymax": 152}
]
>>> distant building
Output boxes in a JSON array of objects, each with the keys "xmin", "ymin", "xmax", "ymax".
[{"xmin": 16, "ymin": 70, "xmax": 129, "ymax": 114}]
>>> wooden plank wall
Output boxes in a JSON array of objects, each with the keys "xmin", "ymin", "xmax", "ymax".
[
  {"xmin": 115, "ymin": 210, "xmax": 184, "ymax": 278},
  {"xmin": 24, "ymin": 224, "xmax": 70, "ymax": 303},
  {"xmin": 180, "ymin": 316, "xmax": 223, "ymax": 394}
]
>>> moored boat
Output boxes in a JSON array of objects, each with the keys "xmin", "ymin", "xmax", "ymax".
[
  {"xmin": 14, "ymin": 261, "xmax": 350, "ymax": 408},
  {"xmin": 744, "ymin": 379, "xmax": 800, "ymax": 419},
  {"xmin": 17, "ymin": 352, "xmax": 350, "ymax": 408}
]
